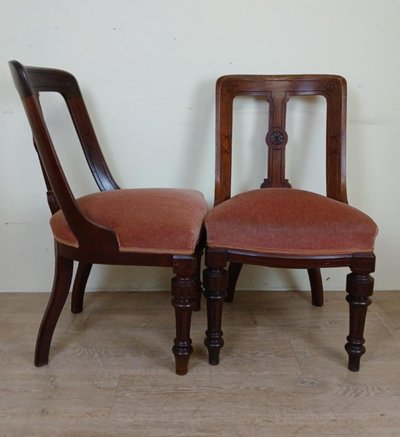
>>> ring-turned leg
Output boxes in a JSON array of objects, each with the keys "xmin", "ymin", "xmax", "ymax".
[
  {"xmin": 171, "ymin": 258, "xmax": 198, "ymax": 375},
  {"xmin": 35, "ymin": 245, "xmax": 73, "ymax": 367},
  {"xmin": 345, "ymin": 262, "xmax": 374, "ymax": 371},
  {"xmin": 203, "ymin": 253, "xmax": 228, "ymax": 365},
  {"xmin": 308, "ymin": 268, "xmax": 324, "ymax": 307},
  {"xmin": 71, "ymin": 262, "xmax": 92, "ymax": 314}
]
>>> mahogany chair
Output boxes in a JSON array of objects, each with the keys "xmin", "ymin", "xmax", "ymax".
[
  {"xmin": 203, "ymin": 75, "xmax": 378, "ymax": 371},
  {"xmin": 9, "ymin": 60, "xmax": 208, "ymax": 375}
]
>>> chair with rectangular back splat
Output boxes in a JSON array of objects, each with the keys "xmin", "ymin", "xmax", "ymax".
[
  {"xmin": 203, "ymin": 75, "xmax": 378, "ymax": 371},
  {"xmin": 9, "ymin": 60, "xmax": 208, "ymax": 375}
]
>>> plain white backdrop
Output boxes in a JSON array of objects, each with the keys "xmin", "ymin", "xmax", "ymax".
[{"xmin": 0, "ymin": 0, "xmax": 399, "ymax": 292}]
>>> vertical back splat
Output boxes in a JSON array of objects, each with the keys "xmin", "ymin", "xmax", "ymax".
[{"xmin": 261, "ymin": 91, "xmax": 291, "ymax": 188}]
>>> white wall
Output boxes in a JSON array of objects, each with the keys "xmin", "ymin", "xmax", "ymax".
[{"xmin": 0, "ymin": 0, "xmax": 399, "ymax": 292}]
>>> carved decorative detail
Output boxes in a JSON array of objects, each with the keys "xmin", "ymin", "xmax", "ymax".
[
  {"xmin": 346, "ymin": 272, "xmax": 374, "ymax": 297},
  {"xmin": 203, "ymin": 267, "xmax": 228, "ymax": 297},
  {"xmin": 260, "ymin": 179, "xmax": 272, "ymax": 188},
  {"xmin": 269, "ymin": 130, "xmax": 285, "ymax": 145},
  {"xmin": 329, "ymin": 146, "xmax": 338, "ymax": 155},
  {"xmin": 46, "ymin": 191, "xmax": 60, "ymax": 214},
  {"xmin": 325, "ymin": 81, "xmax": 338, "ymax": 92},
  {"xmin": 223, "ymin": 80, "xmax": 237, "ymax": 95},
  {"xmin": 260, "ymin": 178, "xmax": 292, "ymax": 189},
  {"xmin": 328, "ymin": 135, "xmax": 340, "ymax": 155},
  {"xmin": 171, "ymin": 275, "xmax": 197, "ymax": 309}
]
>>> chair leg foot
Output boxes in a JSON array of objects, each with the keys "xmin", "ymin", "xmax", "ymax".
[
  {"xmin": 34, "ymin": 357, "xmax": 49, "ymax": 367},
  {"xmin": 71, "ymin": 262, "xmax": 92, "ymax": 314},
  {"xmin": 345, "ymin": 270, "xmax": 374, "ymax": 372},
  {"xmin": 308, "ymin": 268, "xmax": 324, "ymax": 307},
  {"xmin": 203, "ymin": 265, "xmax": 228, "ymax": 366},
  {"xmin": 173, "ymin": 351, "xmax": 191, "ymax": 376},
  {"xmin": 171, "ymin": 268, "xmax": 197, "ymax": 375},
  {"xmin": 206, "ymin": 343, "xmax": 222, "ymax": 365},
  {"xmin": 347, "ymin": 353, "xmax": 361, "ymax": 372},
  {"xmin": 35, "ymin": 248, "xmax": 73, "ymax": 367}
]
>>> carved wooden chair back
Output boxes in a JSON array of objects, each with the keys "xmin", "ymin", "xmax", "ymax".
[
  {"xmin": 9, "ymin": 60, "xmax": 207, "ymax": 375},
  {"xmin": 215, "ymin": 75, "xmax": 347, "ymax": 205},
  {"xmin": 9, "ymin": 61, "xmax": 120, "ymax": 247}
]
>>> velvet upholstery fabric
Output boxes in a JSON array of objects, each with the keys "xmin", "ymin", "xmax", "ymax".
[
  {"xmin": 50, "ymin": 188, "xmax": 208, "ymax": 255},
  {"xmin": 205, "ymin": 188, "xmax": 378, "ymax": 255}
]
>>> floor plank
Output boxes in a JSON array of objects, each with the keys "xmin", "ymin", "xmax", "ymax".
[{"xmin": 0, "ymin": 290, "xmax": 399, "ymax": 436}]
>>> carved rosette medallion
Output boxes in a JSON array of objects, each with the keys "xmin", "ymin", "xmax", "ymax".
[{"xmin": 267, "ymin": 130, "xmax": 285, "ymax": 146}]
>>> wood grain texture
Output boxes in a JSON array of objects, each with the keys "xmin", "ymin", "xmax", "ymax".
[{"xmin": 0, "ymin": 290, "xmax": 399, "ymax": 436}]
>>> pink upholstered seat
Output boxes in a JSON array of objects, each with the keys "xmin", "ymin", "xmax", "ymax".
[
  {"xmin": 51, "ymin": 188, "xmax": 208, "ymax": 255},
  {"xmin": 206, "ymin": 188, "xmax": 378, "ymax": 256}
]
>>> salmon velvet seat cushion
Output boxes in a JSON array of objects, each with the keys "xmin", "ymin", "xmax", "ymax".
[
  {"xmin": 205, "ymin": 188, "xmax": 378, "ymax": 256},
  {"xmin": 50, "ymin": 188, "xmax": 208, "ymax": 255}
]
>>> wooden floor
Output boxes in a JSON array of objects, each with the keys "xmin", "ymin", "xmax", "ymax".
[{"xmin": 1, "ymin": 290, "xmax": 400, "ymax": 436}]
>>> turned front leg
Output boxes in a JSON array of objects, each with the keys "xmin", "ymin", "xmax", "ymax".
[
  {"xmin": 203, "ymin": 265, "xmax": 228, "ymax": 365},
  {"xmin": 345, "ymin": 271, "xmax": 374, "ymax": 371},
  {"xmin": 171, "ymin": 269, "xmax": 197, "ymax": 375}
]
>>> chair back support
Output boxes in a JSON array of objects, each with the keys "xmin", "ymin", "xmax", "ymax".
[
  {"xmin": 215, "ymin": 75, "xmax": 347, "ymax": 205},
  {"xmin": 9, "ymin": 60, "xmax": 119, "ymax": 248}
]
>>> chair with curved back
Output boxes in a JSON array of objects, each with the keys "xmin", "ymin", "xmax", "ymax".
[
  {"xmin": 203, "ymin": 74, "xmax": 378, "ymax": 372},
  {"xmin": 9, "ymin": 60, "xmax": 208, "ymax": 375}
]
